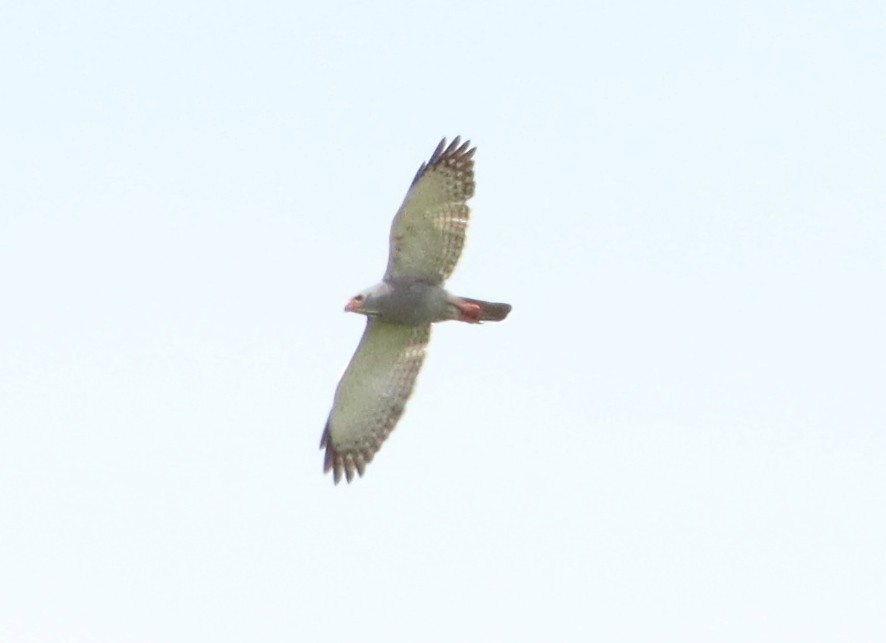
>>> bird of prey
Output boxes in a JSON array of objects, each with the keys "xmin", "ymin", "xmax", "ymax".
[{"xmin": 320, "ymin": 136, "xmax": 512, "ymax": 483}]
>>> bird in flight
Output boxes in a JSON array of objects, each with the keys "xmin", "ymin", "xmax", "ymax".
[{"xmin": 320, "ymin": 137, "xmax": 512, "ymax": 483}]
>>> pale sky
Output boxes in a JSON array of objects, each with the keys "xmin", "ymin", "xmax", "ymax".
[{"xmin": 2, "ymin": 1, "xmax": 885, "ymax": 641}]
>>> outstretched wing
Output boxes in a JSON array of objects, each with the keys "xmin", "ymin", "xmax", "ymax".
[
  {"xmin": 384, "ymin": 137, "xmax": 475, "ymax": 285},
  {"xmin": 321, "ymin": 319, "xmax": 431, "ymax": 483}
]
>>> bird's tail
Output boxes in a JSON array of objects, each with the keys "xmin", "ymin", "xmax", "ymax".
[{"xmin": 455, "ymin": 297, "xmax": 512, "ymax": 323}]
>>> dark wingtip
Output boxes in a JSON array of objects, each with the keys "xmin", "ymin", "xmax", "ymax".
[
  {"xmin": 321, "ymin": 427, "xmax": 369, "ymax": 485},
  {"xmin": 411, "ymin": 136, "xmax": 476, "ymax": 187},
  {"xmin": 320, "ymin": 422, "xmax": 342, "ymax": 484},
  {"xmin": 320, "ymin": 422, "xmax": 330, "ymax": 449}
]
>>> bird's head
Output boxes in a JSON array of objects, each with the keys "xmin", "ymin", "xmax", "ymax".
[{"xmin": 344, "ymin": 283, "xmax": 390, "ymax": 317}]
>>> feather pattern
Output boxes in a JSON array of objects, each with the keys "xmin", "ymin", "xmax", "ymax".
[
  {"xmin": 320, "ymin": 320, "xmax": 431, "ymax": 483},
  {"xmin": 384, "ymin": 137, "xmax": 475, "ymax": 285}
]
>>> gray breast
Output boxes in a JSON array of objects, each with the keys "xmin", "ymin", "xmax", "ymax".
[{"xmin": 378, "ymin": 281, "xmax": 451, "ymax": 325}]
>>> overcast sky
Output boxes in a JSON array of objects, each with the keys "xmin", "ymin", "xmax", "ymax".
[{"xmin": 2, "ymin": 1, "xmax": 885, "ymax": 641}]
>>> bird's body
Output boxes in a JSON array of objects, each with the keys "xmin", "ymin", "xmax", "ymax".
[
  {"xmin": 321, "ymin": 137, "xmax": 511, "ymax": 483},
  {"xmin": 347, "ymin": 280, "xmax": 511, "ymax": 326},
  {"xmin": 349, "ymin": 280, "xmax": 452, "ymax": 325}
]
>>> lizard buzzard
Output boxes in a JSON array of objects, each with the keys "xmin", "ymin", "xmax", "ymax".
[{"xmin": 321, "ymin": 137, "xmax": 511, "ymax": 483}]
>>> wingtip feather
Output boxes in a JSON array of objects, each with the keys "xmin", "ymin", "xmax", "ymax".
[
  {"xmin": 410, "ymin": 136, "xmax": 476, "ymax": 188},
  {"xmin": 321, "ymin": 430, "xmax": 373, "ymax": 485}
]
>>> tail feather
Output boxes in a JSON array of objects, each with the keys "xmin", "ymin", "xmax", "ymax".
[{"xmin": 459, "ymin": 297, "xmax": 512, "ymax": 322}]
